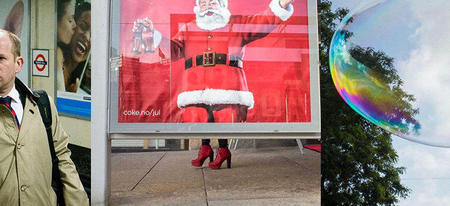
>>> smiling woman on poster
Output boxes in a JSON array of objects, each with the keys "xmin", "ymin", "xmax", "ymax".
[
  {"xmin": 57, "ymin": 1, "xmax": 91, "ymax": 94},
  {"xmin": 57, "ymin": 0, "xmax": 76, "ymax": 91},
  {"xmin": 64, "ymin": 2, "xmax": 91, "ymax": 93}
]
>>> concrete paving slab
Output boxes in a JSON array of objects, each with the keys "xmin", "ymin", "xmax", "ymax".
[
  {"xmin": 110, "ymin": 146, "xmax": 320, "ymax": 205},
  {"xmin": 281, "ymin": 148, "xmax": 321, "ymax": 171},
  {"xmin": 110, "ymin": 191, "xmax": 207, "ymax": 206},
  {"xmin": 131, "ymin": 151, "xmax": 207, "ymax": 204},
  {"xmin": 111, "ymin": 152, "xmax": 165, "ymax": 192},
  {"xmin": 209, "ymin": 197, "xmax": 318, "ymax": 206},
  {"xmin": 203, "ymin": 147, "xmax": 320, "ymax": 205},
  {"xmin": 260, "ymin": 146, "xmax": 321, "ymax": 172}
]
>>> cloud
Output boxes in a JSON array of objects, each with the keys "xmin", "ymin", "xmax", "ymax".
[
  {"xmin": 396, "ymin": 140, "xmax": 450, "ymax": 178},
  {"xmin": 400, "ymin": 179, "xmax": 450, "ymax": 205},
  {"xmin": 393, "ymin": 1, "xmax": 450, "ymax": 205},
  {"xmin": 394, "ymin": 137, "xmax": 450, "ymax": 205},
  {"xmin": 395, "ymin": 0, "xmax": 450, "ymax": 147}
]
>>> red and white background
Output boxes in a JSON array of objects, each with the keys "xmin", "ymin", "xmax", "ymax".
[{"xmin": 117, "ymin": 0, "xmax": 316, "ymax": 124}]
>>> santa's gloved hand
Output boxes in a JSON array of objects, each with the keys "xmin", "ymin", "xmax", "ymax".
[{"xmin": 280, "ymin": 0, "xmax": 293, "ymax": 9}]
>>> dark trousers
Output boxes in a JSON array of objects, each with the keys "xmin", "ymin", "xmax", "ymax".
[
  {"xmin": 184, "ymin": 104, "xmax": 247, "ymax": 149},
  {"xmin": 202, "ymin": 139, "xmax": 228, "ymax": 148}
]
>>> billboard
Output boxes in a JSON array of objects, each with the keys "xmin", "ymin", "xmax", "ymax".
[
  {"xmin": 1, "ymin": 0, "xmax": 30, "ymax": 85},
  {"xmin": 109, "ymin": 0, "xmax": 320, "ymax": 134},
  {"xmin": 56, "ymin": 0, "xmax": 91, "ymax": 118}
]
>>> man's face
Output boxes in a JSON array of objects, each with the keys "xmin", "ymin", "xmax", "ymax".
[
  {"xmin": 199, "ymin": 0, "xmax": 220, "ymax": 13},
  {"xmin": 194, "ymin": 0, "xmax": 230, "ymax": 30},
  {"xmin": 0, "ymin": 31, "xmax": 23, "ymax": 96},
  {"xmin": 70, "ymin": 10, "xmax": 91, "ymax": 63}
]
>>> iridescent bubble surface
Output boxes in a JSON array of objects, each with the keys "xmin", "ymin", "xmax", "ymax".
[{"xmin": 329, "ymin": 0, "xmax": 450, "ymax": 147}]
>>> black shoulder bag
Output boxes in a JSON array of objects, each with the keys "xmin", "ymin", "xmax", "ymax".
[{"xmin": 34, "ymin": 90, "xmax": 65, "ymax": 206}]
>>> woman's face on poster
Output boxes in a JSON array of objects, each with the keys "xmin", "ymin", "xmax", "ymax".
[
  {"xmin": 57, "ymin": 1, "xmax": 76, "ymax": 45},
  {"xmin": 70, "ymin": 10, "xmax": 91, "ymax": 63}
]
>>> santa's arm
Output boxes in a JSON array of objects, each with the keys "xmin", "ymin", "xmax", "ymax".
[
  {"xmin": 238, "ymin": 0, "xmax": 294, "ymax": 45},
  {"xmin": 241, "ymin": 0, "xmax": 294, "ymax": 24}
]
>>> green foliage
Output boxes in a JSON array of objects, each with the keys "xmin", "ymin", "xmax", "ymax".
[
  {"xmin": 76, "ymin": 0, "xmax": 90, "ymax": 4},
  {"xmin": 320, "ymin": 1, "xmax": 410, "ymax": 205},
  {"xmin": 348, "ymin": 46, "xmax": 420, "ymax": 135}
]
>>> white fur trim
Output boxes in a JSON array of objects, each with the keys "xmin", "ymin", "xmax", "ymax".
[
  {"xmin": 177, "ymin": 89, "xmax": 254, "ymax": 109},
  {"xmin": 269, "ymin": 0, "xmax": 294, "ymax": 21}
]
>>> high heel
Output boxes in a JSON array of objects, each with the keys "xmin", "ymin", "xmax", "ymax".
[
  {"xmin": 209, "ymin": 153, "xmax": 214, "ymax": 162},
  {"xmin": 192, "ymin": 145, "xmax": 214, "ymax": 167},
  {"xmin": 209, "ymin": 147, "xmax": 232, "ymax": 169}
]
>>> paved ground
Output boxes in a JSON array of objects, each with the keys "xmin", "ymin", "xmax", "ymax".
[{"xmin": 110, "ymin": 146, "xmax": 320, "ymax": 206}]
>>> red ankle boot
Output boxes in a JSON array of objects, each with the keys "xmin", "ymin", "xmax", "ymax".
[
  {"xmin": 209, "ymin": 147, "xmax": 231, "ymax": 169},
  {"xmin": 192, "ymin": 145, "xmax": 214, "ymax": 167}
]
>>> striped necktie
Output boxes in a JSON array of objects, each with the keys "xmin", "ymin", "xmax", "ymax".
[{"xmin": 0, "ymin": 96, "xmax": 21, "ymax": 130}]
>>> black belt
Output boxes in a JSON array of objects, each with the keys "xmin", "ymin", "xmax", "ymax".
[{"xmin": 185, "ymin": 52, "xmax": 242, "ymax": 69}]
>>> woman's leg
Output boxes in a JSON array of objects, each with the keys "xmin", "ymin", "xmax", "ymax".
[
  {"xmin": 184, "ymin": 106, "xmax": 214, "ymax": 167},
  {"xmin": 218, "ymin": 139, "xmax": 228, "ymax": 148},
  {"xmin": 202, "ymin": 139, "xmax": 211, "ymax": 146},
  {"xmin": 214, "ymin": 104, "xmax": 246, "ymax": 149},
  {"xmin": 209, "ymin": 105, "xmax": 247, "ymax": 169}
]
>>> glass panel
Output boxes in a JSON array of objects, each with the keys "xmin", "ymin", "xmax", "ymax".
[
  {"xmin": 109, "ymin": 0, "xmax": 320, "ymax": 133},
  {"xmin": 56, "ymin": 0, "xmax": 92, "ymax": 118}
]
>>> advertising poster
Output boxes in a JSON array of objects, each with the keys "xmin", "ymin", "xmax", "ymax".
[
  {"xmin": 118, "ymin": 0, "xmax": 317, "ymax": 126},
  {"xmin": 1, "ymin": 0, "xmax": 30, "ymax": 85},
  {"xmin": 56, "ymin": 0, "xmax": 91, "ymax": 117}
]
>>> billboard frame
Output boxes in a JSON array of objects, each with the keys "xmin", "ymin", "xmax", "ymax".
[{"xmin": 107, "ymin": 0, "xmax": 321, "ymax": 137}]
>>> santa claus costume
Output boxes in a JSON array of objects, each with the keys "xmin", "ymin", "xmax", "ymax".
[{"xmin": 150, "ymin": 0, "xmax": 293, "ymax": 169}]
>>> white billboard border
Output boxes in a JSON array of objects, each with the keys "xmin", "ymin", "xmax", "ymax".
[
  {"xmin": 107, "ymin": 0, "xmax": 321, "ymax": 137},
  {"xmin": 92, "ymin": 1, "xmax": 320, "ymax": 204}
]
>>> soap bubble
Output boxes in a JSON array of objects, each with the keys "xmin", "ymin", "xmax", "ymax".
[{"xmin": 329, "ymin": 0, "xmax": 450, "ymax": 147}]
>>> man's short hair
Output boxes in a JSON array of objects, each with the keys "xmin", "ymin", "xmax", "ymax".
[
  {"xmin": 74, "ymin": 2, "xmax": 91, "ymax": 22},
  {"xmin": 1, "ymin": 29, "xmax": 21, "ymax": 58}
]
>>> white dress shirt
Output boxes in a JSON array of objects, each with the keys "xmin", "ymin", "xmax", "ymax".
[{"xmin": 0, "ymin": 84, "xmax": 23, "ymax": 125}]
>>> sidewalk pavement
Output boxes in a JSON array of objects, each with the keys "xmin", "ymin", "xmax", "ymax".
[{"xmin": 111, "ymin": 146, "xmax": 320, "ymax": 206}]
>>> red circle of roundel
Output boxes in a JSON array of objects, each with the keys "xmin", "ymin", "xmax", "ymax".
[{"xmin": 34, "ymin": 54, "xmax": 47, "ymax": 72}]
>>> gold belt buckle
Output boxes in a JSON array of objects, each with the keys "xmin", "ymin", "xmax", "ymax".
[{"xmin": 203, "ymin": 51, "xmax": 216, "ymax": 67}]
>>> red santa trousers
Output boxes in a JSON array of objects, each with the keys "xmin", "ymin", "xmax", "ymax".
[{"xmin": 182, "ymin": 104, "xmax": 247, "ymax": 123}]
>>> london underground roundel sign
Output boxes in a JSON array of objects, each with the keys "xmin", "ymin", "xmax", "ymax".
[
  {"xmin": 34, "ymin": 54, "xmax": 47, "ymax": 71},
  {"xmin": 32, "ymin": 49, "xmax": 49, "ymax": 77}
]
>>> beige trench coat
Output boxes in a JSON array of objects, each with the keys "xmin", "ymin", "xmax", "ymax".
[{"xmin": 0, "ymin": 79, "xmax": 88, "ymax": 206}]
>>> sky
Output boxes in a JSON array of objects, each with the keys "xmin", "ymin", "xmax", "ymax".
[{"xmin": 330, "ymin": 0, "xmax": 450, "ymax": 205}]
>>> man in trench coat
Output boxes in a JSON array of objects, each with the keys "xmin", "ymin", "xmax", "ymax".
[{"xmin": 0, "ymin": 29, "xmax": 88, "ymax": 205}]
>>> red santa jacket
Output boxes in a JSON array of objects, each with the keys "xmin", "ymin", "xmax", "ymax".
[{"xmin": 156, "ymin": 0, "xmax": 294, "ymax": 109}]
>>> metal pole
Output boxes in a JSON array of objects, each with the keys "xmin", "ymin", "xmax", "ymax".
[{"xmin": 91, "ymin": 0, "xmax": 111, "ymax": 205}]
